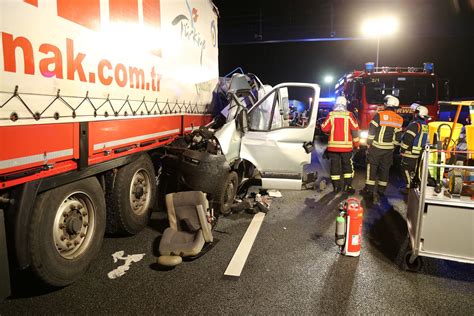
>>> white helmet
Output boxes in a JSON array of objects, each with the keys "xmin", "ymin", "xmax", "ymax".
[
  {"xmin": 416, "ymin": 105, "xmax": 430, "ymax": 119},
  {"xmin": 333, "ymin": 96, "xmax": 347, "ymax": 111},
  {"xmin": 410, "ymin": 103, "xmax": 420, "ymax": 111},
  {"xmin": 384, "ymin": 95, "xmax": 399, "ymax": 108}
]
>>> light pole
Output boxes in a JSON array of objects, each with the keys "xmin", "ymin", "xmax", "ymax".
[{"xmin": 361, "ymin": 16, "xmax": 398, "ymax": 68}]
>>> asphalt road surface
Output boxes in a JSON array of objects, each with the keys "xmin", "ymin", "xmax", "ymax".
[{"xmin": 1, "ymin": 146, "xmax": 473, "ymax": 315}]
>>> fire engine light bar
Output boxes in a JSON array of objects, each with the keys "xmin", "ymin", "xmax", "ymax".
[
  {"xmin": 423, "ymin": 62, "xmax": 434, "ymax": 73},
  {"xmin": 365, "ymin": 62, "xmax": 375, "ymax": 73},
  {"xmin": 320, "ymin": 97, "xmax": 336, "ymax": 102}
]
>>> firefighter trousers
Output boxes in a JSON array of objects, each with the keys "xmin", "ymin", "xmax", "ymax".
[
  {"xmin": 401, "ymin": 156, "xmax": 419, "ymax": 188},
  {"xmin": 328, "ymin": 151, "xmax": 354, "ymax": 189},
  {"xmin": 366, "ymin": 147, "xmax": 393, "ymax": 193}
]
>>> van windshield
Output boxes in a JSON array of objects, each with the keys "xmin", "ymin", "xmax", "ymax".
[{"xmin": 365, "ymin": 75, "xmax": 436, "ymax": 105}]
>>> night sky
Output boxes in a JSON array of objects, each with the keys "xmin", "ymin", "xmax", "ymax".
[{"xmin": 213, "ymin": 0, "xmax": 474, "ymax": 98}]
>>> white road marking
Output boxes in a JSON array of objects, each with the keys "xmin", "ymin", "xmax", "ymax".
[
  {"xmin": 224, "ymin": 212, "xmax": 266, "ymax": 277},
  {"xmin": 107, "ymin": 251, "xmax": 145, "ymax": 279}
]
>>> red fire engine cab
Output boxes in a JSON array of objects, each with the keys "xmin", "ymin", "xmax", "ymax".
[{"xmin": 334, "ymin": 62, "xmax": 446, "ymax": 145}]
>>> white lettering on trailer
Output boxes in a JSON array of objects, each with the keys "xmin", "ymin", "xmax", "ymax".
[
  {"xmin": 184, "ymin": 126, "xmax": 197, "ymax": 132},
  {"xmin": 0, "ymin": 149, "xmax": 73, "ymax": 171},
  {"xmin": 93, "ymin": 128, "xmax": 180, "ymax": 151},
  {"xmin": 224, "ymin": 212, "xmax": 266, "ymax": 278}
]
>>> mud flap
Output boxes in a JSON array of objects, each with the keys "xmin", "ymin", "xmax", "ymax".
[{"xmin": 0, "ymin": 209, "xmax": 11, "ymax": 301}]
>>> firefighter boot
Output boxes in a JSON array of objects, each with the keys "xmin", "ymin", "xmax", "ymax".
[
  {"xmin": 344, "ymin": 184, "xmax": 356, "ymax": 194},
  {"xmin": 332, "ymin": 180, "xmax": 342, "ymax": 193},
  {"xmin": 360, "ymin": 186, "xmax": 373, "ymax": 200},
  {"xmin": 344, "ymin": 178, "xmax": 355, "ymax": 194}
]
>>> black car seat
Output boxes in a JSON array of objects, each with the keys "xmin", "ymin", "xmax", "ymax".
[{"xmin": 157, "ymin": 191, "xmax": 213, "ymax": 267}]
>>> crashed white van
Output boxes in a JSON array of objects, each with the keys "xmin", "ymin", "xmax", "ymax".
[{"xmin": 163, "ymin": 74, "xmax": 320, "ymax": 214}]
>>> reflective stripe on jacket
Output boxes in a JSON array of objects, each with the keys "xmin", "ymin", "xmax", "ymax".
[
  {"xmin": 367, "ymin": 110, "xmax": 403, "ymax": 150},
  {"xmin": 321, "ymin": 111, "xmax": 360, "ymax": 152}
]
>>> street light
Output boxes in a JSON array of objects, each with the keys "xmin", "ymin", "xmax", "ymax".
[
  {"xmin": 322, "ymin": 75, "xmax": 334, "ymax": 96},
  {"xmin": 361, "ymin": 16, "xmax": 398, "ymax": 67}
]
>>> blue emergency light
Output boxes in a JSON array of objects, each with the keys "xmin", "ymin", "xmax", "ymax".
[
  {"xmin": 365, "ymin": 62, "xmax": 375, "ymax": 73},
  {"xmin": 423, "ymin": 62, "xmax": 434, "ymax": 73},
  {"xmin": 320, "ymin": 97, "xmax": 336, "ymax": 103}
]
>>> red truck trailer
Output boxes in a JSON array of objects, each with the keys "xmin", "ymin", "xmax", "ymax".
[
  {"xmin": 0, "ymin": 0, "xmax": 219, "ymax": 287},
  {"xmin": 0, "ymin": 1, "xmax": 322, "ymax": 294}
]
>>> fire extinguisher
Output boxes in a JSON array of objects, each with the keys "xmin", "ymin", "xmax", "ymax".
[{"xmin": 335, "ymin": 198, "xmax": 364, "ymax": 257}]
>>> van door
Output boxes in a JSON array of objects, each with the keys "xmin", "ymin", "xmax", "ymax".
[{"xmin": 240, "ymin": 83, "xmax": 320, "ymax": 190}]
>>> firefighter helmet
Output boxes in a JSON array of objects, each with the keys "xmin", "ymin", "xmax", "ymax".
[
  {"xmin": 333, "ymin": 96, "xmax": 347, "ymax": 111},
  {"xmin": 384, "ymin": 95, "xmax": 399, "ymax": 108},
  {"xmin": 416, "ymin": 105, "xmax": 431, "ymax": 119},
  {"xmin": 410, "ymin": 103, "xmax": 420, "ymax": 111}
]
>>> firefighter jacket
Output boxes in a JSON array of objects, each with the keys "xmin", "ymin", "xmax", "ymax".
[
  {"xmin": 367, "ymin": 110, "xmax": 403, "ymax": 150},
  {"xmin": 400, "ymin": 118, "xmax": 429, "ymax": 158},
  {"xmin": 321, "ymin": 111, "xmax": 360, "ymax": 152}
]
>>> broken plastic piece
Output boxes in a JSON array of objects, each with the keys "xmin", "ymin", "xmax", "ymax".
[
  {"xmin": 254, "ymin": 201, "xmax": 269, "ymax": 213},
  {"xmin": 267, "ymin": 190, "xmax": 282, "ymax": 197}
]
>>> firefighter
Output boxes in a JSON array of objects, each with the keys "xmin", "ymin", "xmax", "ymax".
[
  {"xmin": 361, "ymin": 95, "xmax": 403, "ymax": 198},
  {"xmin": 399, "ymin": 105, "xmax": 430, "ymax": 194},
  {"xmin": 321, "ymin": 96, "xmax": 360, "ymax": 193}
]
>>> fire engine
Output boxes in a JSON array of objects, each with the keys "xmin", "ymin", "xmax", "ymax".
[{"xmin": 333, "ymin": 62, "xmax": 448, "ymax": 145}]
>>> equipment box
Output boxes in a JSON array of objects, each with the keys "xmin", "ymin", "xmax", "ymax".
[{"xmin": 405, "ymin": 147, "xmax": 474, "ymax": 270}]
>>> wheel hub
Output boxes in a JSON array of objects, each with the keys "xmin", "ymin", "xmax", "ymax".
[
  {"xmin": 134, "ymin": 184, "xmax": 144, "ymax": 199},
  {"xmin": 66, "ymin": 216, "xmax": 83, "ymax": 235},
  {"xmin": 225, "ymin": 182, "xmax": 234, "ymax": 204},
  {"xmin": 53, "ymin": 193, "xmax": 95, "ymax": 259},
  {"xmin": 130, "ymin": 169, "xmax": 151, "ymax": 215}
]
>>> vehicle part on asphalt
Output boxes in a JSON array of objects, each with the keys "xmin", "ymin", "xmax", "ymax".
[
  {"xmin": 158, "ymin": 191, "xmax": 214, "ymax": 267},
  {"xmin": 107, "ymin": 251, "xmax": 145, "ymax": 279}
]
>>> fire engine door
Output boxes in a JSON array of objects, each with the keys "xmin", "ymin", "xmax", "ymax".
[{"xmin": 240, "ymin": 83, "xmax": 320, "ymax": 190}]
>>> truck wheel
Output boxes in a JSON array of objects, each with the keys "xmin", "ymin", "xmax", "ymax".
[
  {"xmin": 214, "ymin": 171, "xmax": 238, "ymax": 215},
  {"xmin": 28, "ymin": 177, "xmax": 106, "ymax": 287},
  {"xmin": 107, "ymin": 155, "xmax": 156, "ymax": 235}
]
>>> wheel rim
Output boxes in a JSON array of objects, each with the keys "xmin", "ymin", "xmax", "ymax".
[
  {"xmin": 223, "ymin": 179, "xmax": 235, "ymax": 208},
  {"xmin": 53, "ymin": 191, "xmax": 96, "ymax": 259},
  {"xmin": 129, "ymin": 168, "xmax": 152, "ymax": 215}
]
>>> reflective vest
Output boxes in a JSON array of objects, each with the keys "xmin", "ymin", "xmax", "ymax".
[
  {"xmin": 401, "ymin": 119, "xmax": 429, "ymax": 158},
  {"xmin": 321, "ymin": 111, "xmax": 359, "ymax": 152},
  {"xmin": 367, "ymin": 110, "xmax": 403, "ymax": 150}
]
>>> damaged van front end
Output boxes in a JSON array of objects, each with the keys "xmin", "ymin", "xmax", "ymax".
[{"xmin": 162, "ymin": 77, "xmax": 321, "ymax": 215}]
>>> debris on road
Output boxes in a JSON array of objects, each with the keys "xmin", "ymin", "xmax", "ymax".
[
  {"xmin": 227, "ymin": 189, "xmax": 275, "ymax": 215},
  {"xmin": 267, "ymin": 190, "xmax": 282, "ymax": 197},
  {"xmin": 107, "ymin": 251, "xmax": 145, "ymax": 280},
  {"xmin": 302, "ymin": 172, "xmax": 318, "ymax": 190}
]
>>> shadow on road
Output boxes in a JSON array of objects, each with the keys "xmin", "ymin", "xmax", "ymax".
[
  {"xmin": 7, "ymin": 268, "xmax": 59, "ymax": 299},
  {"xmin": 365, "ymin": 201, "xmax": 407, "ymax": 265},
  {"xmin": 316, "ymin": 255, "xmax": 359, "ymax": 314}
]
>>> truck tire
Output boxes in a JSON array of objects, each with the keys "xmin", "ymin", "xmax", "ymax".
[
  {"xmin": 106, "ymin": 155, "xmax": 156, "ymax": 235},
  {"xmin": 28, "ymin": 177, "xmax": 106, "ymax": 287},
  {"xmin": 214, "ymin": 171, "xmax": 238, "ymax": 215}
]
